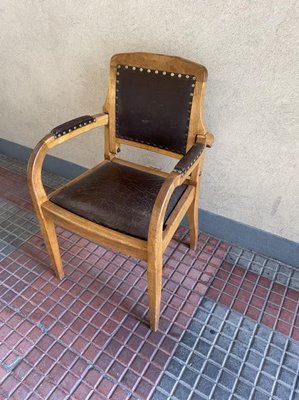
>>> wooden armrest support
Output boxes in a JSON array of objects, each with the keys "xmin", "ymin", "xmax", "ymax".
[
  {"xmin": 173, "ymin": 144, "xmax": 205, "ymax": 175},
  {"xmin": 195, "ymin": 132, "xmax": 215, "ymax": 148},
  {"xmin": 148, "ymin": 172, "xmax": 180, "ymax": 242},
  {"xmin": 47, "ymin": 113, "xmax": 108, "ymax": 149},
  {"xmin": 27, "ymin": 113, "xmax": 109, "ymax": 205}
]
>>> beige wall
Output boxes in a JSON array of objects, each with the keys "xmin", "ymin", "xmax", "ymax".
[{"xmin": 1, "ymin": 0, "xmax": 298, "ymax": 242}]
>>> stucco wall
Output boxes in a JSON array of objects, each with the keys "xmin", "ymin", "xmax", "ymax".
[{"xmin": 1, "ymin": 0, "xmax": 298, "ymax": 242}]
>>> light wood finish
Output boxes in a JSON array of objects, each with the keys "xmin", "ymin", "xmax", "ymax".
[
  {"xmin": 112, "ymin": 158, "xmax": 169, "ymax": 178},
  {"xmin": 27, "ymin": 113, "xmax": 109, "ymax": 279},
  {"xmin": 187, "ymin": 155, "xmax": 205, "ymax": 250},
  {"xmin": 205, "ymin": 133, "xmax": 215, "ymax": 148},
  {"xmin": 196, "ymin": 132, "xmax": 215, "ymax": 148},
  {"xmin": 162, "ymin": 186, "xmax": 195, "ymax": 252},
  {"xmin": 42, "ymin": 202, "xmax": 148, "ymax": 261},
  {"xmin": 147, "ymin": 173, "xmax": 178, "ymax": 330},
  {"xmin": 28, "ymin": 52, "xmax": 213, "ymax": 331},
  {"xmin": 116, "ymin": 138, "xmax": 182, "ymax": 160}
]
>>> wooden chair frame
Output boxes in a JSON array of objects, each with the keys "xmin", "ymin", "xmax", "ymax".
[{"xmin": 28, "ymin": 53, "xmax": 214, "ymax": 331}]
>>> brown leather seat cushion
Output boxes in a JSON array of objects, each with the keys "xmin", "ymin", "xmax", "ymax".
[{"xmin": 50, "ymin": 162, "xmax": 187, "ymax": 240}]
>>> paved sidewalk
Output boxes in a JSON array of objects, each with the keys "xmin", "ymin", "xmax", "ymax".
[{"xmin": 0, "ymin": 154, "xmax": 298, "ymax": 400}]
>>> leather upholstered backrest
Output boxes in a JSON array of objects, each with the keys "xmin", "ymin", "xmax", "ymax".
[
  {"xmin": 116, "ymin": 66, "xmax": 195, "ymax": 155},
  {"xmin": 105, "ymin": 53, "xmax": 208, "ymax": 158}
]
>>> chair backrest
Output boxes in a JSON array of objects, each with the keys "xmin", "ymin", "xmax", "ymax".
[{"xmin": 104, "ymin": 52, "xmax": 208, "ymax": 159}]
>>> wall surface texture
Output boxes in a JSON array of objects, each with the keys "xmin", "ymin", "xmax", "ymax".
[{"xmin": 1, "ymin": 0, "xmax": 298, "ymax": 242}]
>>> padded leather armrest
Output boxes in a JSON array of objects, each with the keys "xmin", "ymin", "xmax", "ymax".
[
  {"xmin": 51, "ymin": 115, "xmax": 96, "ymax": 138},
  {"xmin": 173, "ymin": 143, "xmax": 205, "ymax": 174}
]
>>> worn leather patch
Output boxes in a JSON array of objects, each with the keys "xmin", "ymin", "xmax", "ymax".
[{"xmin": 51, "ymin": 162, "xmax": 187, "ymax": 240}]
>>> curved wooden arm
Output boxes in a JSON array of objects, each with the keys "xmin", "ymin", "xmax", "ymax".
[
  {"xmin": 27, "ymin": 113, "xmax": 109, "ymax": 209},
  {"xmin": 148, "ymin": 142, "xmax": 207, "ymax": 244},
  {"xmin": 46, "ymin": 113, "xmax": 108, "ymax": 150},
  {"xmin": 148, "ymin": 172, "xmax": 181, "ymax": 245}
]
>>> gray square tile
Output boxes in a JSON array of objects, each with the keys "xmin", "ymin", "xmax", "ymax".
[
  {"xmin": 241, "ymin": 250, "xmax": 254, "ymax": 261},
  {"xmin": 202, "ymin": 362, "xmax": 221, "ymax": 380},
  {"xmin": 218, "ymin": 370, "xmax": 236, "ymax": 390},
  {"xmin": 188, "ymin": 354, "xmax": 205, "ymax": 372},
  {"xmin": 238, "ymin": 257, "xmax": 251, "ymax": 268},
  {"xmin": 167, "ymin": 359, "xmax": 183, "ymax": 378},
  {"xmin": 267, "ymin": 345, "xmax": 284, "ymax": 363},
  {"xmin": 252, "ymin": 390, "xmax": 271, "ymax": 400},
  {"xmin": 283, "ymin": 353, "xmax": 298, "ymax": 371},
  {"xmin": 230, "ymin": 247, "xmax": 242, "ymax": 256},
  {"xmin": 271, "ymin": 332, "xmax": 287, "ymax": 350},
  {"xmin": 234, "ymin": 380, "xmax": 253, "ymax": 399},
  {"xmin": 230, "ymin": 343, "xmax": 247, "ymax": 360},
  {"xmin": 158, "ymin": 374, "xmax": 176, "ymax": 394},
  {"xmin": 182, "ymin": 332, "xmax": 197, "ymax": 348},
  {"xmin": 222, "ymin": 322, "xmax": 238, "ymax": 338},
  {"xmin": 246, "ymin": 350, "xmax": 263, "ymax": 369},
  {"xmin": 201, "ymin": 299, "xmax": 214, "ymax": 312},
  {"xmin": 151, "ymin": 389, "xmax": 168, "ymax": 400},
  {"xmin": 196, "ymin": 376, "xmax": 214, "ymax": 397},
  {"xmin": 240, "ymin": 364, "xmax": 258, "ymax": 384},
  {"xmin": 251, "ymin": 262, "xmax": 264, "ymax": 274},
  {"xmin": 256, "ymin": 373, "xmax": 275, "ymax": 393},
  {"xmin": 278, "ymin": 367, "xmax": 297, "ymax": 387},
  {"xmin": 289, "ymin": 278, "xmax": 299, "ymax": 290},
  {"xmin": 195, "ymin": 339, "xmax": 212, "ymax": 356},
  {"xmin": 208, "ymin": 315, "xmax": 223, "ymax": 330},
  {"xmin": 212, "ymin": 386, "xmax": 230, "ymax": 400},
  {"xmin": 173, "ymin": 383, "xmax": 191, "ymax": 400},
  {"xmin": 216, "ymin": 335, "xmax": 231, "ymax": 351},
  {"xmin": 273, "ymin": 382, "xmax": 293, "ymax": 400},
  {"xmin": 251, "ymin": 338, "xmax": 268, "ymax": 354},
  {"xmin": 190, "ymin": 392, "xmax": 205, "ymax": 400},
  {"xmin": 256, "ymin": 325, "xmax": 272, "ymax": 342},
  {"xmin": 262, "ymin": 360, "xmax": 280, "ymax": 378},
  {"xmin": 262, "ymin": 267, "xmax": 276, "ymax": 280},
  {"xmin": 286, "ymin": 341, "xmax": 299, "ymax": 357},
  {"xmin": 276, "ymin": 273, "xmax": 289, "ymax": 285},
  {"xmin": 224, "ymin": 356, "xmax": 242, "ymax": 375},
  {"xmin": 174, "ymin": 345, "xmax": 190, "ymax": 363},
  {"xmin": 190, "ymin": 317, "xmax": 206, "ymax": 333},
  {"xmin": 209, "ymin": 348, "xmax": 226, "ymax": 366},
  {"xmin": 180, "ymin": 368, "xmax": 198, "ymax": 388}
]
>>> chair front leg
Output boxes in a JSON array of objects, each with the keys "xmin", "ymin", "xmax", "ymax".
[
  {"xmin": 27, "ymin": 137, "xmax": 64, "ymax": 280},
  {"xmin": 39, "ymin": 212, "xmax": 64, "ymax": 280},
  {"xmin": 147, "ymin": 173, "xmax": 180, "ymax": 331},
  {"xmin": 147, "ymin": 242, "xmax": 163, "ymax": 332}
]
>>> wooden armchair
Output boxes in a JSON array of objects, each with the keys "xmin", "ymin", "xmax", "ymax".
[{"xmin": 27, "ymin": 52, "xmax": 214, "ymax": 331}]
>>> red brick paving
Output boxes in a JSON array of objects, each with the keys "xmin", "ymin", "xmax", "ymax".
[
  {"xmin": 1, "ymin": 161, "xmax": 298, "ymax": 399},
  {"xmin": 206, "ymin": 261, "xmax": 299, "ymax": 340},
  {"xmin": 1, "ymin": 215, "xmax": 227, "ymax": 399}
]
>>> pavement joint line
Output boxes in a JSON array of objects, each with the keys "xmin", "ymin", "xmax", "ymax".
[{"xmin": 1, "ymin": 297, "xmax": 136, "ymax": 399}]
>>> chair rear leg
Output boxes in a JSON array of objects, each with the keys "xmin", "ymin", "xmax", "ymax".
[
  {"xmin": 187, "ymin": 162, "xmax": 203, "ymax": 251},
  {"xmin": 147, "ymin": 252, "xmax": 163, "ymax": 332},
  {"xmin": 38, "ymin": 214, "xmax": 65, "ymax": 280},
  {"xmin": 188, "ymin": 201, "xmax": 198, "ymax": 251}
]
